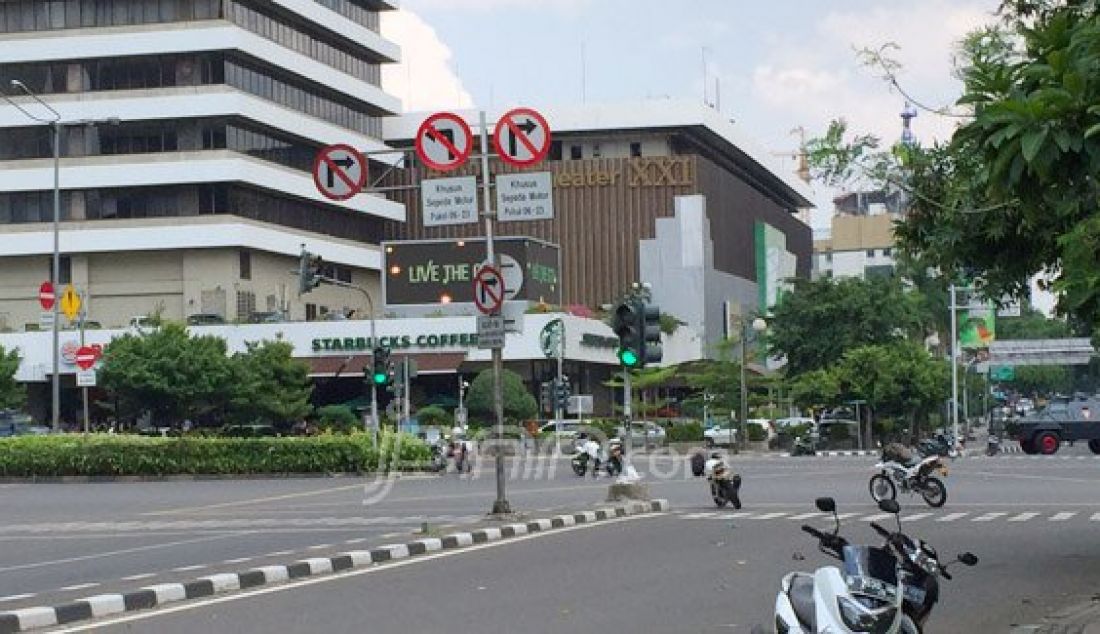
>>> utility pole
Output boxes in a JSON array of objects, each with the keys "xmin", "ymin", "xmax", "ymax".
[
  {"xmin": 950, "ymin": 284, "xmax": 960, "ymax": 443},
  {"xmin": 479, "ymin": 110, "xmax": 510, "ymax": 516}
]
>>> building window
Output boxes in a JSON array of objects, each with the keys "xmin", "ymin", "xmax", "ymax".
[
  {"xmin": 825, "ymin": 253, "xmax": 833, "ymax": 263},
  {"xmin": 49, "ymin": 256, "xmax": 72, "ymax": 285},
  {"xmin": 236, "ymin": 290, "xmax": 256, "ymax": 318},
  {"xmin": 549, "ymin": 141, "xmax": 562, "ymax": 161},
  {"xmin": 883, "ymin": 247, "xmax": 893, "ymax": 257},
  {"xmin": 866, "ymin": 249, "xmax": 875, "ymax": 258},
  {"xmin": 569, "ymin": 145, "xmax": 582, "ymax": 160},
  {"xmin": 305, "ymin": 303, "xmax": 318, "ymax": 321},
  {"xmin": 239, "ymin": 250, "xmax": 251, "ymax": 280},
  {"xmin": 630, "ymin": 142, "xmax": 642, "ymax": 157},
  {"xmin": 591, "ymin": 143, "xmax": 601, "ymax": 158}
]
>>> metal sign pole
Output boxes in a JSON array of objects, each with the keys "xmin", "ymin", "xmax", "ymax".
[
  {"xmin": 79, "ymin": 296, "xmax": 89, "ymax": 435},
  {"xmin": 950, "ymin": 285, "xmax": 960, "ymax": 443},
  {"xmin": 622, "ymin": 369, "xmax": 632, "ymax": 455},
  {"xmin": 555, "ymin": 323, "xmax": 564, "ymax": 446},
  {"xmin": 480, "ymin": 110, "xmax": 510, "ymax": 515},
  {"xmin": 403, "ymin": 355, "xmax": 411, "ymax": 429}
]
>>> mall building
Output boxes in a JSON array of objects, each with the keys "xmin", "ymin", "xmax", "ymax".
[{"xmin": 0, "ymin": 2, "xmax": 813, "ymax": 423}]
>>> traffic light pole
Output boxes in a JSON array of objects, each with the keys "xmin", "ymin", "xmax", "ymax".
[
  {"xmin": 622, "ymin": 369, "xmax": 632, "ymax": 455},
  {"xmin": 479, "ymin": 110, "xmax": 510, "ymax": 516},
  {"xmin": 555, "ymin": 324, "xmax": 564, "ymax": 451}
]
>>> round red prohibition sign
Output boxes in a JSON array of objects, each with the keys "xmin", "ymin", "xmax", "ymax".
[
  {"xmin": 75, "ymin": 346, "xmax": 98, "ymax": 371},
  {"xmin": 493, "ymin": 107, "xmax": 551, "ymax": 168},
  {"xmin": 38, "ymin": 281, "xmax": 55, "ymax": 310},
  {"xmin": 312, "ymin": 144, "xmax": 367, "ymax": 201},
  {"xmin": 473, "ymin": 265, "xmax": 505, "ymax": 315},
  {"xmin": 415, "ymin": 112, "xmax": 474, "ymax": 172}
]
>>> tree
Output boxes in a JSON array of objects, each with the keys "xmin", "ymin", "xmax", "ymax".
[
  {"xmin": 416, "ymin": 405, "xmax": 451, "ymax": 428},
  {"xmin": 99, "ymin": 323, "xmax": 234, "ymax": 426},
  {"xmin": 765, "ymin": 276, "xmax": 925, "ymax": 376},
  {"xmin": 788, "ymin": 369, "xmax": 840, "ymax": 413},
  {"xmin": 834, "ymin": 341, "xmax": 950, "ymax": 443},
  {"xmin": 229, "ymin": 339, "xmax": 313, "ymax": 429},
  {"xmin": 810, "ymin": 2, "xmax": 1100, "ymax": 344},
  {"xmin": 465, "ymin": 368, "xmax": 537, "ymax": 426},
  {"xmin": 0, "ymin": 345, "xmax": 25, "ymax": 410},
  {"xmin": 998, "ymin": 307, "xmax": 1072, "ymax": 340},
  {"xmin": 1009, "ymin": 365, "xmax": 1074, "ymax": 397}
]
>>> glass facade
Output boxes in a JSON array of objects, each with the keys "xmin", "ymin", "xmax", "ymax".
[
  {"xmin": 0, "ymin": 0, "xmax": 222, "ymax": 32},
  {"xmin": 0, "ymin": 118, "xmax": 321, "ymax": 174},
  {"xmin": 313, "ymin": 0, "xmax": 380, "ymax": 32},
  {"xmin": 226, "ymin": 1, "xmax": 382, "ymax": 84},
  {"xmin": 0, "ymin": 184, "xmax": 383, "ymax": 243},
  {"xmin": 0, "ymin": 53, "xmax": 383, "ymax": 136}
]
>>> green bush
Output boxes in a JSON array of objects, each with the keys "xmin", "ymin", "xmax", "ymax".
[
  {"xmin": 747, "ymin": 424, "xmax": 768, "ymax": 442},
  {"xmin": 316, "ymin": 405, "xmax": 358, "ymax": 433},
  {"xmin": 0, "ymin": 432, "xmax": 429, "ymax": 477},
  {"xmin": 666, "ymin": 422, "xmax": 704, "ymax": 442}
]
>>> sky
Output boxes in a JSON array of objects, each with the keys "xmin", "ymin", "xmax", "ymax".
[{"xmin": 380, "ymin": 0, "xmax": 1000, "ymax": 230}]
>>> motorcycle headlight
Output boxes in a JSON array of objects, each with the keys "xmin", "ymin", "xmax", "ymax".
[{"xmin": 837, "ymin": 596, "xmax": 897, "ymax": 633}]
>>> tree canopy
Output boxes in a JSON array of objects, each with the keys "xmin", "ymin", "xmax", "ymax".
[
  {"xmin": 0, "ymin": 346, "xmax": 25, "ymax": 411},
  {"xmin": 465, "ymin": 368, "xmax": 538, "ymax": 426},
  {"xmin": 765, "ymin": 276, "xmax": 924, "ymax": 376},
  {"xmin": 228, "ymin": 339, "xmax": 313, "ymax": 428}
]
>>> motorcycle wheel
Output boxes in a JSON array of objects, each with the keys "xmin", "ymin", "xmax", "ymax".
[
  {"xmin": 710, "ymin": 482, "xmax": 728, "ymax": 507},
  {"xmin": 571, "ymin": 461, "xmax": 586, "ymax": 477},
  {"xmin": 606, "ymin": 459, "xmax": 621, "ymax": 477},
  {"xmin": 920, "ymin": 476, "xmax": 948, "ymax": 508},
  {"xmin": 869, "ymin": 473, "xmax": 896, "ymax": 502}
]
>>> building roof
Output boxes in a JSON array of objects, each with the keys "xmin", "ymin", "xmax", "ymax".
[{"xmin": 384, "ymin": 99, "xmax": 815, "ymax": 209}]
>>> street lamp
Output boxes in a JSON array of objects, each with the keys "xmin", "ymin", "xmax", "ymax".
[
  {"xmin": 738, "ymin": 315, "xmax": 768, "ymax": 450},
  {"xmin": 3, "ymin": 82, "xmax": 123, "ymax": 431}
]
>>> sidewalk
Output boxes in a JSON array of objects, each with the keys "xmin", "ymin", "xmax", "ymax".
[{"xmin": 1013, "ymin": 595, "xmax": 1100, "ymax": 633}]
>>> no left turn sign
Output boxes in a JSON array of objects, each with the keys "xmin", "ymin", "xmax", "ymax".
[
  {"xmin": 493, "ymin": 107, "xmax": 551, "ymax": 168},
  {"xmin": 313, "ymin": 144, "xmax": 367, "ymax": 201},
  {"xmin": 416, "ymin": 112, "xmax": 474, "ymax": 172}
]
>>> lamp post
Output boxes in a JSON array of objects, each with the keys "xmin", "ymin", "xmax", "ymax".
[
  {"xmin": 2, "ymin": 80, "xmax": 119, "ymax": 432},
  {"xmin": 738, "ymin": 315, "xmax": 768, "ymax": 450}
]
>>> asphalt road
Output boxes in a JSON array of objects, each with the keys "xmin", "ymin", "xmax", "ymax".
[{"xmin": 4, "ymin": 447, "xmax": 1100, "ymax": 632}]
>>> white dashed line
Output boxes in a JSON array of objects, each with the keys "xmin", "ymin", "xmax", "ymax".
[
  {"xmin": 1008, "ymin": 513, "xmax": 1040, "ymax": 522},
  {"xmin": 973, "ymin": 513, "xmax": 1007, "ymax": 522},
  {"xmin": 904, "ymin": 513, "xmax": 932, "ymax": 522},
  {"xmin": 265, "ymin": 551, "xmax": 294, "ymax": 557},
  {"xmin": 0, "ymin": 593, "xmax": 36, "ymax": 602},
  {"xmin": 171, "ymin": 564, "xmax": 206, "ymax": 572},
  {"xmin": 344, "ymin": 538, "xmax": 367, "ymax": 544},
  {"xmin": 937, "ymin": 513, "xmax": 968, "ymax": 522},
  {"xmin": 307, "ymin": 544, "xmax": 332, "ymax": 551},
  {"xmin": 58, "ymin": 583, "xmax": 100, "ymax": 592},
  {"xmin": 222, "ymin": 557, "xmax": 253, "ymax": 564},
  {"xmin": 1050, "ymin": 512, "xmax": 1076, "ymax": 522},
  {"xmin": 120, "ymin": 573, "xmax": 157, "ymax": 581}
]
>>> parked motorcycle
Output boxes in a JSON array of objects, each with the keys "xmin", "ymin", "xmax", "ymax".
[
  {"xmin": 429, "ymin": 443, "xmax": 448, "ymax": 473},
  {"xmin": 791, "ymin": 435, "xmax": 816, "ymax": 456},
  {"xmin": 918, "ymin": 433, "xmax": 961, "ymax": 460},
  {"xmin": 769, "ymin": 496, "xmax": 977, "ymax": 633},
  {"xmin": 986, "ymin": 433, "xmax": 1001, "ymax": 457},
  {"xmin": 870, "ymin": 453, "xmax": 949, "ymax": 508},
  {"xmin": 705, "ymin": 453, "xmax": 742, "ymax": 508}
]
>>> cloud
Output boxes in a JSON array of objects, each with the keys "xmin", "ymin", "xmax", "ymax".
[{"xmin": 381, "ymin": 10, "xmax": 474, "ymax": 113}]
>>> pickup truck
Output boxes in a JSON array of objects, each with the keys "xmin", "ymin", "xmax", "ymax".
[{"xmin": 1012, "ymin": 395, "xmax": 1100, "ymax": 455}]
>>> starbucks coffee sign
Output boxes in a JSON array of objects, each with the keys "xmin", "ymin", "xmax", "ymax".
[{"xmin": 312, "ymin": 332, "xmax": 479, "ymax": 353}]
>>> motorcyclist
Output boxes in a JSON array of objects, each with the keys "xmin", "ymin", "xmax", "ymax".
[
  {"xmin": 704, "ymin": 451, "xmax": 742, "ymax": 509},
  {"xmin": 578, "ymin": 433, "xmax": 602, "ymax": 477}
]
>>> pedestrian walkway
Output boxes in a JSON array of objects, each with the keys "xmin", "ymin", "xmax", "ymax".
[{"xmin": 673, "ymin": 509, "xmax": 1100, "ymax": 526}]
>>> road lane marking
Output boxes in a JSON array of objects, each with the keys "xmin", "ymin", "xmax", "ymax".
[
  {"xmin": 861, "ymin": 514, "xmax": 892, "ymax": 522},
  {"xmin": 0, "ymin": 593, "xmax": 35, "ymax": 602},
  {"xmin": 307, "ymin": 544, "xmax": 332, "ymax": 551},
  {"xmin": 120, "ymin": 573, "xmax": 156, "ymax": 581},
  {"xmin": 57, "ymin": 583, "xmax": 99, "ymax": 592},
  {"xmin": 170, "ymin": 565, "xmax": 206, "ymax": 572},
  {"xmin": 1008, "ymin": 513, "xmax": 1040, "ymax": 522},
  {"xmin": 1091, "ymin": 513, "xmax": 1100, "ymax": 521},
  {"xmin": 786, "ymin": 512, "xmax": 820, "ymax": 520},
  {"xmin": 222, "ymin": 557, "xmax": 253, "ymax": 564},
  {"xmin": 751, "ymin": 512, "xmax": 788, "ymax": 520},
  {"xmin": 265, "ymin": 551, "xmax": 293, "ymax": 557},
  {"xmin": 1050, "ymin": 512, "xmax": 1076, "ymax": 521},
  {"xmin": 49, "ymin": 513, "xmax": 668, "ymax": 632},
  {"xmin": 0, "ymin": 532, "xmax": 248, "ymax": 574},
  {"xmin": 904, "ymin": 513, "xmax": 931, "ymax": 522},
  {"xmin": 937, "ymin": 513, "xmax": 968, "ymax": 522},
  {"xmin": 972, "ymin": 513, "xmax": 1007, "ymax": 522},
  {"xmin": 344, "ymin": 538, "xmax": 367, "ymax": 544}
]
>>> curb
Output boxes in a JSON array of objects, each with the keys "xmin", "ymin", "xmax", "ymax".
[
  {"xmin": 0, "ymin": 499, "xmax": 669, "ymax": 633},
  {"xmin": 784, "ymin": 450, "xmax": 879, "ymax": 457}
]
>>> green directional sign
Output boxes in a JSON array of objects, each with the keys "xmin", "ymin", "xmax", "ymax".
[{"xmin": 990, "ymin": 365, "xmax": 1015, "ymax": 382}]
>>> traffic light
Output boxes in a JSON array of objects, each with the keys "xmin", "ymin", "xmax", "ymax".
[
  {"xmin": 555, "ymin": 377, "xmax": 572, "ymax": 411},
  {"xmin": 298, "ymin": 249, "xmax": 324, "ymax": 295},
  {"xmin": 370, "ymin": 347, "xmax": 390, "ymax": 386},
  {"xmin": 611, "ymin": 300, "xmax": 643, "ymax": 368},
  {"xmin": 643, "ymin": 303, "xmax": 663, "ymax": 365},
  {"xmin": 540, "ymin": 381, "xmax": 553, "ymax": 414}
]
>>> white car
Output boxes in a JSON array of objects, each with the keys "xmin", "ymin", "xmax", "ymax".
[
  {"xmin": 775, "ymin": 416, "xmax": 815, "ymax": 429},
  {"xmin": 704, "ymin": 424, "xmax": 737, "ymax": 447}
]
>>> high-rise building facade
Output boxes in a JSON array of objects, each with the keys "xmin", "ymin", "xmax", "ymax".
[{"xmin": 0, "ymin": 0, "xmax": 402, "ymax": 331}]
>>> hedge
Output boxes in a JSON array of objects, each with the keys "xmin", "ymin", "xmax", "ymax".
[
  {"xmin": 0, "ymin": 432, "xmax": 429, "ymax": 477},
  {"xmin": 666, "ymin": 422, "xmax": 704, "ymax": 443}
]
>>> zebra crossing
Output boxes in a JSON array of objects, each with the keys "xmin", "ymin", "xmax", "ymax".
[{"xmin": 675, "ymin": 509, "xmax": 1100, "ymax": 525}]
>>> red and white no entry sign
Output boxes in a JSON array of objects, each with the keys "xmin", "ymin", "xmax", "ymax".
[
  {"xmin": 493, "ymin": 107, "xmax": 551, "ymax": 168},
  {"xmin": 75, "ymin": 346, "xmax": 98, "ymax": 371},
  {"xmin": 38, "ymin": 281, "xmax": 55, "ymax": 311},
  {"xmin": 473, "ymin": 265, "xmax": 505, "ymax": 315},
  {"xmin": 312, "ymin": 144, "xmax": 367, "ymax": 201},
  {"xmin": 416, "ymin": 112, "xmax": 474, "ymax": 172}
]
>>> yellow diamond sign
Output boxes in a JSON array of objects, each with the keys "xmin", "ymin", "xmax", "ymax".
[{"xmin": 60, "ymin": 285, "xmax": 81, "ymax": 322}]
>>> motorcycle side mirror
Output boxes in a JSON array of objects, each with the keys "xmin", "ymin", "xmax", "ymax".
[
  {"xmin": 877, "ymin": 499, "xmax": 900, "ymax": 514},
  {"xmin": 815, "ymin": 497, "xmax": 836, "ymax": 513},
  {"xmin": 958, "ymin": 553, "xmax": 979, "ymax": 566}
]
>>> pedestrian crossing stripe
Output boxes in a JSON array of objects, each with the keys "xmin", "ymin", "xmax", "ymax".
[{"xmin": 674, "ymin": 510, "xmax": 1100, "ymax": 525}]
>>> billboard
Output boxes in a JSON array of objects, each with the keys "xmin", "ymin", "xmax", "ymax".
[
  {"xmin": 382, "ymin": 237, "xmax": 560, "ymax": 307},
  {"xmin": 960, "ymin": 306, "xmax": 996, "ymax": 349}
]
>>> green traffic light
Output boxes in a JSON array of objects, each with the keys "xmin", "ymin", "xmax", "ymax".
[
  {"xmin": 618, "ymin": 348, "xmax": 640, "ymax": 367},
  {"xmin": 372, "ymin": 372, "xmax": 388, "ymax": 385}
]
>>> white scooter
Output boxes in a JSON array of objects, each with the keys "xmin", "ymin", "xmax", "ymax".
[{"xmin": 768, "ymin": 497, "xmax": 977, "ymax": 633}]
